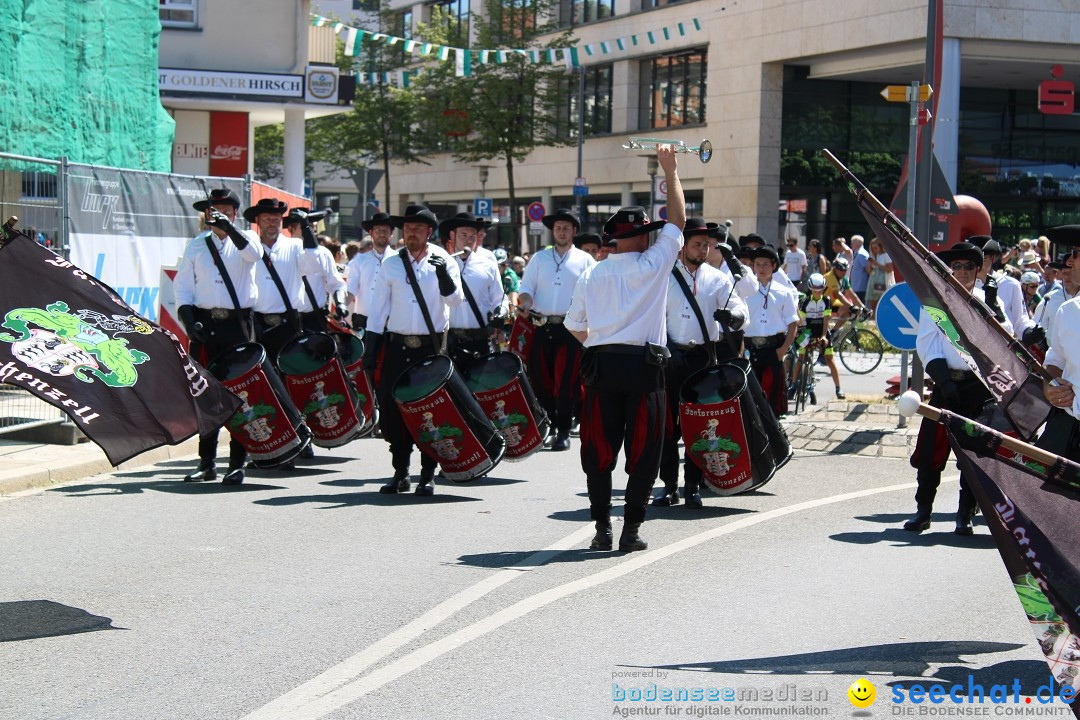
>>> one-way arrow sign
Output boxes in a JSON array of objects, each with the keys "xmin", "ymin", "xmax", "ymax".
[{"xmin": 876, "ymin": 282, "xmax": 922, "ymax": 351}]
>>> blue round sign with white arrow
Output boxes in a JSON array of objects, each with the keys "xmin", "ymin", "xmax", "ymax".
[{"xmin": 875, "ymin": 282, "xmax": 922, "ymax": 351}]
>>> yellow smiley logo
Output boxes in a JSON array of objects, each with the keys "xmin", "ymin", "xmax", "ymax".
[{"xmin": 848, "ymin": 678, "xmax": 876, "ymax": 708}]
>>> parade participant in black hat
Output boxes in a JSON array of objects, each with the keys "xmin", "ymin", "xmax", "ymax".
[
  {"xmin": 287, "ymin": 209, "xmax": 347, "ymax": 334},
  {"xmin": 176, "ymin": 187, "xmax": 261, "ymax": 484},
  {"xmin": 653, "ymin": 217, "xmax": 748, "ymax": 508},
  {"xmin": 968, "ymin": 235, "xmax": 1028, "ymax": 335},
  {"xmin": 737, "ymin": 233, "xmax": 797, "ymax": 294},
  {"xmin": 743, "ymin": 244, "xmax": 800, "ymax": 418},
  {"xmin": 1031, "ymin": 250, "xmax": 1079, "ymax": 346},
  {"xmin": 346, "ymin": 212, "xmax": 396, "ymax": 331},
  {"xmin": 518, "ymin": 208, "xmax": 595, "ymax": 451},
  {"xmin": 363, "ymin": 205, "xmax": 463, "ymax": 496},
  {"xmin": 574, "ymin": 233, "xmax": 602, "ymax": 261},
  {"xmin": 441, "ymin": 212, "xmax": 506, "ymax": 371},
  {"xmin": 565, "ymin": 146, "xmax": 684, "ymax": 553},
  {"xmin": 1039, "ymin": 225, "xmax": 1080, "ymax": 462},
  {"xmin": 904, "ymin": 242, "xmax": 1006, "ymax": 535}
]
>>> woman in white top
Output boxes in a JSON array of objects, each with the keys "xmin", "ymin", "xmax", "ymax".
[{"xmin": 865, "ymin": 236, "xmax": 894, "ymax": 311}]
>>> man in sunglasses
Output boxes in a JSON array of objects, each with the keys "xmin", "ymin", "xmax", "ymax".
[{"xmin": 905, "ymin": 241, "xmax": 1012, "ymax": 536}]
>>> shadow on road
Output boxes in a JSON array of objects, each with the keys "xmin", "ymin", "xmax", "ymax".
[
  {"xmin": 454, "ymin": 547, "xmax": 624, "ymax": 568},
  {"xmin": 253, "ymin": 491, "xmax": 481, "ymax": 509},
  {"xmin": 51, "ymin": 480, "xmax": 286, "ymax": 495},
  {"xmin": 0, "ymin": 600, "xmax": 123, "ymax": 642}
]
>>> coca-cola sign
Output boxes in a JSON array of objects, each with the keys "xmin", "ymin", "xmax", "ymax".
[
  {"xmin": 211, "ymin": 145, "xmax": 245, "ymax": 161},
  {"xmin": 209, "ymin": 112, "xmax": 248, "ymax": 176}
]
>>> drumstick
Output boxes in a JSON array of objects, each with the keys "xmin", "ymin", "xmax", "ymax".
[{"xmin": 450, "ymin": 247, "xmax": 472, "ymax": 258}]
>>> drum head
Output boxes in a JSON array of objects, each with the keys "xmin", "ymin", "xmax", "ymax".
[
  {"xmin": 462, "ymin": 352, "xmax": 521, "ymax": 392},
  {"xmin": 332, "ymin": 332, "xmax": 364, "ymax": 365},
  {"xmin": 681, "ymin": 362, "xmax": 748, "ymax": 404},
  {"xmin": 393, "ymin": 355, "xmax": 453, "ymax": 403},
  {"xmin": 277, "ymin": 333, "xmax": 337, "ymax": 375},
  {"xmin": 207, "ymin": 343, "xmax": 266, "ymax": 382}
]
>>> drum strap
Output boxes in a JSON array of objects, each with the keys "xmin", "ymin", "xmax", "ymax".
[
  {"xmin": 205, "ymin": 235, "xmax": 243, "ymax": 313},
  {"xmin": 261, "ymin": 253, "xmax": 302, "ymax": 335},
  {"xmin": 398, "ymin": 248, "xmax": 447, "ymax": 355},
  {"xmin": 302, "ymin": 277, "xmax": 323, "ymax": 314},
  {"xmin": 671, "ymin": 266, "xmax": 717, "ymax": 366},
  {"xmin": 461, "ymin": 275, "xmax": 488, "ymax": 334}
]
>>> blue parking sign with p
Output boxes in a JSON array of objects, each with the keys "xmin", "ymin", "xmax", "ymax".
[{"xmin": 474, "ymin": 198, "xmax": 492, "ymax": 218}]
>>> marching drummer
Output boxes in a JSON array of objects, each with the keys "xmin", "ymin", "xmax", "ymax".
[
  {"xmin": 288, "ymin": 210, "xmax": 347, "ymax": 334},
  {"xmin": 518, "ymin": 208, "xmax": 595, "ymax": 451},
  {"xmin": 175, "ymin": 187, "xmax": 262, "ymax": 485},
  {"xmin": 364, "ymin": 205, "xmax": 463, "ymax": 496},
  {"xmin": 441, "ymin": 212, "xmax": 506, "ymax": 371},
  {"xmin": 654, "ymin": 217, "xmax": 747, "ymax": 509},
  {"xmin": 564, "ymin": 145, "xmax": 685, "ymax": 553},
  {"xmin": 345, "ymin": 212, "xmax": 396, "ymax": 331},
  {"xmin": 743, "ymin": 245, "xmax": 800, "ymax": 418}
]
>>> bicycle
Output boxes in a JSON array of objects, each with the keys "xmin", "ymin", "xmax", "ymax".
[{"xmin": 829, "ymin": 307, "xmax": 883, "ymax": 374}]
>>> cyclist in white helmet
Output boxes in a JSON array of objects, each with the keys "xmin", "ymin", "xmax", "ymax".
[{"xmin": 792, "ymin": 273, "xmax": 844, "ymax": 402}]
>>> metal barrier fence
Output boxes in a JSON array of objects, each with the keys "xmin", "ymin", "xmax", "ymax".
[{"xmin": 0, "ymin": 152, "xmax": 68, "ymax": 435}]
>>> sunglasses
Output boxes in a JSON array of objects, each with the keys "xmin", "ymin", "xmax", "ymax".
[{"xmin": 950, "ymin": 261, "xmax": 978, "ymax": 271}]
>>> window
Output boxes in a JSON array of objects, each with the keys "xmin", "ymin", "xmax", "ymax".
[
  {"xmin": 159, "ymin": 0, "xmax": 197, "ymax": 28},
  {"xmin": 640, "ymin": 0, "xmax": 686, "ymax": 8},
  {"xmin": 559, "ymin": 65, "xmax": 614, "ymax": 138},
  {"xmin": 640, "ymin": 49, "xmax": 706, "ymax": 129},
  {"xmin": 353, "ymin": 0, "xmax": 380, "ymax": 10},
  {"xmin": 21, "ymin": 171, "xmax": 57, "ymax": 200},
  {"xmin": 491, "ymin": 0, "xmax": 537, "ymax": 43},
  {"xmin": 558, "ymin": 0, "xmax": 614, "ymax": 28},
  {"xmin": 429, "ymin": 0, "xmax": 469, "ymax": 45}
]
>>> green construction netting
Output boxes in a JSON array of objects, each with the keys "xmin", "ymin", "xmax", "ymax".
[{"xmin": 0, "ymin": 0, "xmax": 175, "ymax": 171}]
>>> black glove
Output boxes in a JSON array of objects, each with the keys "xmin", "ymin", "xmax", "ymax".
[
  {"xmin": 982, "ymin": 275, "xmax": 1006, "ymax": 322},
  {"xmin": 925, "ymin": 358, "xmax": 960, "ymax": 407},
  {"xmin": 177, "ymin": 305, "xmax": 208, "ymax": 344},
  {"xmin": 1022, "ymin": 325, "xmax": 1046, "ymax": 346},
  {"xmin": 207, "ymin": 210, "xmax": 249, "ymax": 249},
  {"xmin": 725, "ymin": 255, "xmax": 745, "ymax": 279},
  {"xmin": 289, "ymin": 211, "xmax": 319, "ymax": 249},
  {"xmin": 362, "ymin": 331, "xmax": 383, "ymax": 372},
  {"xmin": 714, "ymin": 308, "xmax": 732, "ymax": 328},
  {"xmin": 487, "ymin": 305, "xmax": 507, "ymax": 329},
  {"xmin": 428, "ymin": 254, "xmax": 457, "ymax": 296}
]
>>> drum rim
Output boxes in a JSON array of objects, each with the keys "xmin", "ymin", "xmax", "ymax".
[
  {"xmin": 680, "ymin": 361, "xmax": 748, "ymax": 403},
  {"xmin": 392, "ymin": 354, "xmax": 454, "ymax": 402},
  {"xmin": 207, "ymin": 342, "xmax": 267, "ymax": 380},
  {"xmin": 277, "ymin": 332, "xmax": 340, "ymax": 375}
]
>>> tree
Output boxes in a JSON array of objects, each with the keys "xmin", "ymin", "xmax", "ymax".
[{"xmin": 252, "ymin": 124, "xmax": 284, "ymax": 182}]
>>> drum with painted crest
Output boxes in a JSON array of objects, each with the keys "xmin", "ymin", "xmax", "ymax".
[
  {"xmin": 330, "ymin": 331, "xmax": 378, "ymax": 437},
  {"xmin": 462, "ymin": 351, "xmax": 549, "ymax": 461},
  {"xmin": 277, "ymin": 333, "xmax": 365, "ymax": 448}
]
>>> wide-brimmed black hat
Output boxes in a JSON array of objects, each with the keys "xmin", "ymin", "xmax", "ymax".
[
  {"xmin": 1049, "ymin": 253, "xmax": 1070, "ymax": 270},
  {"xmin": 361, "ymin": 212, "xmax": 394, "ymax": 231},
  {"xmin": 965, "ymin": 235, "xmax": 1001, "ymax": 254},
  {"xmin": 602, "ymin": 206, "xmax": 665, "ymax": 241},
  {"xmin": 439, "ymin": 212, "xmax": 489, "ymax": 236},
  {"xmin": 391, "ymin": 204, "xmax": 439, "ymax": 230},
  {"xmin": 573, "ymin": 232, "xmax": 603, "ymax": 249},
  {"xmin": 542, "ymin": 209, "xmax": 581, "ymax": 231},
  {"xmin": 749, "ymin": 245, "xmax": 780, "ymax": 265},
  {"xmin": 738, "ymin": 233, "xmax": 767, "ymax": 249},
  {"xmin": 937, "ymin": 242, "xmax": 984, "ymax": 267},
  {"xmin": 243, "ymin": 198, "xmax": 288, "ymax": 223},
  {"xmin": 1045, "ymin": 225, "xmax": 1080, "ymax": 247},
  {"xmin": 683, "ymin": 217, "xmax": 719, "ymax": 238},
  {"xmin": 193, "ymin": 188, "xmax": 241, "ymax": 211}
]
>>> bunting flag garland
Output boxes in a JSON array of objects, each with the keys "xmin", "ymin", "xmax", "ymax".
[{"xmin": 310, "ymin": 13, "xmax": 703, "ymax": 77}]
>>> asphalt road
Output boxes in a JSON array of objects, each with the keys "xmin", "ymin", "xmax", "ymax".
[{"xmin": 0, "ymin": 437, "xmax": 1066, "ymax": 719}]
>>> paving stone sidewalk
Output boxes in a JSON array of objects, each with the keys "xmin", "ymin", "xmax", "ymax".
[{"xmin": 782, "ymin": 400, "xmax": 918, "ymax": 458}]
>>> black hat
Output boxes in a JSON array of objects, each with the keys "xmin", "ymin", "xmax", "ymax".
[
  {"xmin": 573, "ymin": 232, "xmax": 603, "ymax": 249},
  {"xmin": 966, "ymin": 235, "xmax": 1001, "ymax": 255},
  {"xmin": 391, "ymin": 204, "xmax": 439, "ymax": 230},
  {"xmin": 602, "ymin": 206, "xmax": 665, "ymax": 241},
  {"xmin": 749, "ymin": 245, "xmax": 780, "ymax": 265},
  {"xmin": 361, "ymin": 212, "xmax": 394, "ymax": 231},
  {"xmin": 439, "ymin": 212, "xmax": 489, "ymax": 236},
  {"xmin": 1049, "ymin": 253, "xmax": 1069, "ymax": 270},
  {"xmin": 193, "ymin": 188, "xmax": 241, "ymax": 211},
  {"xmin": 1045, "ymin": 225, "xmax": 1080, "ymax": 247},
  {"xmin": 738, "ymin": 233, "xmax": 767, "ymax": 249},
  {"xmin": 243, "ymin": 197, "xmax": 288, "ymax": 223},
  {"xmin": 937, "ymin": 241, "xmax": 984, "ymax": 267},
  {"xmin": 683, "ymin": 217, "xmax": 719, "ymax": 238},
  {"xmin": 542, "ymin": 209, "xmax": 581, "ymax": 231}
]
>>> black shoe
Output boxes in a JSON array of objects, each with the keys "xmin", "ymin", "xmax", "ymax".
[
  {"xmin": 551, "ymin": 434, "xmax": 571, "ymax": 451},
  {"xmin": 619, "ymin": 523, "xmax": 648, "ymax": 552},
  {"xmin": 570, "ymin": 421, "xmax": 580, "ymax": 438},
  {"xmin": 299, "ymin": 444, "xmax": 315, "ymax": 459},
  {"xmin": 683, "ymin": 486, "xmax": 703, "ymax": 509},
  {"xmin": 903, "ymin": 506, "xmax": 933, "ymax": 532},
  {"xmin": 652, "ymin": 486, "xmax": 680, "ymax": 506},
  {"xmin": 590, "ymin": 522, "xmax": 613, "ymax": 550},
  {"xmin": 955, "ymin": 507, "xmax": 976, "ymax": 536},
  {"xmin": 222, "ymin": 468, "xmax": 245, "ymax": 485},
  {"xmin": 380, "ymin": 470, "xmax": 411, "ymax": 494},
  {"xmin": 415, "ymin": 471, "xmax": 435, "ymax": 496},
  {"xmin": 184, "ymin": 463, "xmax": 216, "ymax": 483}
]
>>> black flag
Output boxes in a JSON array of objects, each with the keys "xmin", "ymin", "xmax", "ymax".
[
  {"xmin": 0, "ymin": 234, "xmax": 240, "ymax": 465},
  {"xmin": 825, "ymin": 150, "xmax": 1052, "ymax": 440}
]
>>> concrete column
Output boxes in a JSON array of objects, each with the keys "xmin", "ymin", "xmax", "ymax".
[
  {"xmin": 936, "ymin": 38, "xmax": 962, "ymax": 193},
  {"xmin": 541, "ymin": 188, "xmax": 553, "ymax": 213},
  {"xmin": 283, "ymin": 107, "xmax": 306, "ymax": 197},
  {"xmin": 620, "ymin": 182, "xmax": 633, "ymax": 207}
]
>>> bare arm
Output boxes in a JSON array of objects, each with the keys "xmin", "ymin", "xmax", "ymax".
[{"xmin": 656, "ymin": 146, "xmax": 684, "ymax": 230}]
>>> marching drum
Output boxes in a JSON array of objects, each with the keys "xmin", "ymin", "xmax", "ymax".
[
  {"xmin": 679, "ymin": 359, "xmax": 791, "ymax": 495},
  {"xmin": 462, "ymin": 351, "xmax": 550, "ymax": 461},
  {"xmin": 508, "ymin": 314, "xmax": 535, "ymax": 362},
  {"xmin": 331, "ymin": 331, "xmax": 378, "ymax": 437},
  {"xmin": 208, "ymin": 343, "xmax": 311, "ymax": 469},
  {"xmin": 277, "ymin": 333, "xmax": 365, "ymax": 448},
  {"xmin": 392, "ymin": 355, "xmax": 506, "ymax": 481}
]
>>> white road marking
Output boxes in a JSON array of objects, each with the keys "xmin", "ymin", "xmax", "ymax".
[{"xmin": 246, "ymin": 478, "xmax": 923, "ymax": 720}]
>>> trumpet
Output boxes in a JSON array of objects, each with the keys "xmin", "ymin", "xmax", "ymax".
[{"xmin": 621, "ymin": 137, "xmax": 713, "ymax": 164}]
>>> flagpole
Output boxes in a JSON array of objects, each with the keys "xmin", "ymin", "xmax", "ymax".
[{"xmin": 821, "ymin": 148, "xmax": 1053, "ymax": 384}]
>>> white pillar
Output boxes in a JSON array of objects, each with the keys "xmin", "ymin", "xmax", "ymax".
[
  {"xmin": 936, "ymin": 38, "xmax": 962, "ymax": 193},
  {"xmin": 283, "ymin": 107, "xmax": 306, "ymax": 197},
  {"xmin": 541, "ymin": 188, "xmax": 553, "ymax": 213},
  {"xmin": 620, "ymin": 182, "xmax": 633, "ymax": 207}
]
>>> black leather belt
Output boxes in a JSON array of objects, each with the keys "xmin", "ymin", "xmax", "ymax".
[
  {"xmin": 388, "ymin": 332, "xmax": 437, "ymax": 349},
  {"xmin": 593, "ymin": 343, "xmax": 645, "ymax": 356},
  {"xmin": 450, "ymin": 328, "xmax": 488, "ymax": 341},
  {"xmin": 196, "ymin": 307, "xmax": 247, "ymax": 321},
  {"xmin": 745, "ymin": 333, "xmax": 785, "ymax": 348},
  {"xmin": 950, "ymin": 369, "xmax": 977, "ymax": 381},
  {"xmin": 669, "ymin": 340, "xmax": 708, "ymax": 352},
  {"xmin": 256, "ymin": 312, "xmax": 286, "ymax": 327}
]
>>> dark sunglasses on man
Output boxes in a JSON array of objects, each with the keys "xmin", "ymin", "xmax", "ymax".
[{"xmin": 950, "ymin": 261, "xmax": 978, "ymax": 272}]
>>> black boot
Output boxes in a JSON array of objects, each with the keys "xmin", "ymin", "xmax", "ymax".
[
  {"xmin": 683, "ymin": 482, "xmax": 703, "ymax": 509},
  {"xmin": 415, "ymin": 468, "xmax": 435, "ymax": 496},
  {"xmin": 589, "ymin": 505, "xmax": 613, "ymax": 550},
  {"xmin": 380, "ymin": 469, "xmax": 411, "ymax": 494},
  {"xmin": 184, "ymin": 460, "xmax": 216, "ymax": 483},
  {"xmin": 651, "ymin": 482, "xmax": 680, "ymax": 507},
  {"xmin": 619, "ymin": 505, "xmax": 648, "ymax": 552},
  {"xmin": 222, "ymin": 465, "xmax": 245, "ymax": 485},
  {"xmin": 903, "ymin": 504, "xmax": 933, "ymax": 532},
  {"xmin": 955, "ymin": 505, "xmax": 977, "ymax": 536}
]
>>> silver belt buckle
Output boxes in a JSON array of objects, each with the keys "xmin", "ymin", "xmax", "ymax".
[
  {"xmin": 403, "ymin": 335, "xmax": 422, "ymax": 349},
  {"xmin": 264, "ymin": 314, "xmax": 282, "ymax": 327},
  {"xmin": 210, "ymin": 308, "xmax": 230, "ymax": 321}
]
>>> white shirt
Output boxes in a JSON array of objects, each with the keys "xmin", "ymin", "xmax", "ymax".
[
  {"xmin": 299, "ymin": 245, "xmax": 346, "ymax": 311},
  {"xmin": 1045, "ymin": 296, "xmax": 1080, "ymax": 419},
  {"xmin": 174, "ymin": 229, "xmax": 262, "ymax": 309},
  {"xmin": 1033, "ymin": 285, "xmax": 1078, "ymax": 339},
  {"xmin": 665, "ymin": 260, "xmax": 747, "ymax": 344},
  {"xmin": 346, "ymin": 245, "xmax": 394, "ymax": 317},
  {"xmin": 916, "ymin": 286, "xmax": 1013, "ymax": 371},
  {"xmin": 565, "ymin": 223, "xmax": 683, "ymax": 347},
  {"xmin": 519, "ymin": 245, "xmax": 595, "ymax": 315},
  {"xmin": 744, "ymin": 278, "xmax": 800, "ymax": 337},
  {"xmin": 367, "ymin": 244, "xmax": 464, "ymax": 335},
  {"xmin": 253, "ymin": 235, "xmax": 322, "ymax": 314},
  {"xmin": 784, "ymin": 248, "xmax": 807, "ymax": 282},
  {"xmin": 450, "ymin": 253, "xmax": 504, "ymax": 329}
]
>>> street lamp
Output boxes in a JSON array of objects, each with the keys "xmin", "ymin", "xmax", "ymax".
[{"xmin": 477, "ymin": 165, "xmax": 490, "ymax": 197}]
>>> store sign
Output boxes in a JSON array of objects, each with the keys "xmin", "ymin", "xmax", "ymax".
[
  {"xmin": 159, "ymin": 68, "xmax": 304, "ymax": 99},
  {"xmin": 1039, "ymin": 65, "xmax": 1075, "ymax": 115},
  {"xmin": 305, "ymin": 66, "xmax": 339, "ymax": 104}
]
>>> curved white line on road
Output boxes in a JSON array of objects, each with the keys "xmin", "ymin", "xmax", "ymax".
[{"xmin": 246, "ymin": 478, "xmax": 924, "ymax": 720}]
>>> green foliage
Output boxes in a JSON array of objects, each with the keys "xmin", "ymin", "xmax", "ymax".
[{"xmin": 253, "ymin": 124, "xmax": 284, "ymax": 181}]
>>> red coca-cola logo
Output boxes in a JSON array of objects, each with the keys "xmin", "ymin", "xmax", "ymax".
[{"xmin": 211, "ymin": 144, "xmax": 245, "ymax": 160}]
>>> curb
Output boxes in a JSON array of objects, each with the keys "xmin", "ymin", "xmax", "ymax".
[{"xmin": 782, "ymin": 401, "xmax": 918, "ymax": 458}]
